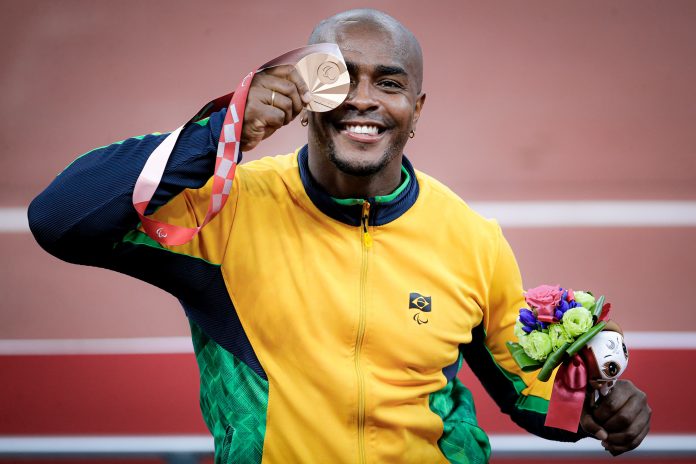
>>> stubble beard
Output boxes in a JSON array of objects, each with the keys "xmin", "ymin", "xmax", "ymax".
[{"xmin": 326, "ymin": 139, "xmax": 402, "ymax": 178}]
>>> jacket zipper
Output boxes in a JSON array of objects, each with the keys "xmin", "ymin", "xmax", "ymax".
[
  {"xmin": 356, "ymin": 200, "xmax": 371, "ymax": 463},
  {"xmin": 361, "ymin": 201, "xmax": 373, "ymax": 249}
]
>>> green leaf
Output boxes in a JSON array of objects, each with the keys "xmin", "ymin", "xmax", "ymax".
[
  {"xmin": 591, "ymin": 295, "xmax": 606, "ymax": 319},
  {"xmin": 537, "ymin": 342, "xmax": 571, "ymax": 382},
  {"xmin": 506, "ymin": 342, "xmax": 544, "ymax": 372},
  {"xmin": 566, "ymin": 321, "xmax": 607, "ymax": 356}
]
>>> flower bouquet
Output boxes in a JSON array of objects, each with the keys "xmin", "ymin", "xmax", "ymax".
[
  {"xmin": 507, "ymin": 285, "xmax": 611, "ymax": 381},
  {"xmin": 506, "ymin": 284, "xmax": 620, "ymax": 431}
]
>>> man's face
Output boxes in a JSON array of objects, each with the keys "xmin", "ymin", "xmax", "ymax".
[{"xmin": 308, "ymin": 22, "xmax": 425, "ymax": 177}]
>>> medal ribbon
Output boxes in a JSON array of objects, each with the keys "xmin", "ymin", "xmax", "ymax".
[{"xmin": 132, "ymin": 43, "xmax": 344, "ymax": 246}]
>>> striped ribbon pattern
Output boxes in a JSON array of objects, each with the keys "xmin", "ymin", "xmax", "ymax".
[{"xmin": 132, "ymin": 43, "xmax": 344, "ymax": 246}]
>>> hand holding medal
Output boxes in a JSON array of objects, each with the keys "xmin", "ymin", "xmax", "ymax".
[
  {"xmin": 242, "ymin": 44, "xmax": 350, "ymax": 151},
  {"xmin": 133, "ymin": 44, "xmax": 349, "ymax": 246}
]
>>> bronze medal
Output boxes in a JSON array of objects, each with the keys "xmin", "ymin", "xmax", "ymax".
[{"xmin": 295, "ymin": 52, "xmax": 350, "ymax": 112}]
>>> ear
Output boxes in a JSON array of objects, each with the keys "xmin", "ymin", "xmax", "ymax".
[{"xmin": 411, "ymin": 92, "xmax": 426, "ymax": 131}]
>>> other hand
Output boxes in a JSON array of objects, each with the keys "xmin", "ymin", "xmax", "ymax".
[
  {"xmin": 241, "ymin": 65, "xmax": 311, "ymax": 151},
  {"xmin": 580, "ymin": 379, "xmax": 651, "ymax": 456}
]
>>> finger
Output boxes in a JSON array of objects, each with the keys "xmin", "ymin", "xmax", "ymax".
[
  {"xmin": 239, "ymin": 118, "xmax": 266, "ymax": 152},
  {"xmin": 591, "ymin": 380, "xmax": 633, "ymax": 423},
  {"xmin": 580, "ymin": 411, "xmax": 608, "ymax": 441},
  {"xmin": 242, "ymin": 66, "xmax": 311, "ymax": 151},
  {"xmin": 263, "ymin": 65, "xmax": 312, "ymax": 103},
  {"xmin": 263, "ymin": 127, "xmax": 278, "ymax": 140},
  {"xmin": 603, "ymin": 408, "xmax": 650, "ymax": 449},
  {"xmin": 593, "ymin": 381, "xmax": 651, "ymax": 455},
  {"xmin": 246, "ymin": 84, "xmax": 288, "ymax": 124},
  {"xmin": 261, "ymin": 66, "xmax": 310, "ymax": 110},
  {"xmin": 580, "ymin": 395, "xmax": 608, "ymax": 441},
  {"xmin": 285, "ymin": 68, "xmax": 312, "ymax": 106},
  {"xmin": 240, "ymin": 107, "xmax": 285, "ymax": 152},
  {"xmin": 267, "ymin": 90, "xmax": 295, "ymax": 125},
  {"xmin": 601, "ymin": 390, "xmax": 650, "ymax": 433},
  {"xmin": 602, "ymin": 419, "xmax": 650, "ymax": 456},
  {"xmin": 252, "ymin": 71, "xmax": 303, "ymax": 113}
]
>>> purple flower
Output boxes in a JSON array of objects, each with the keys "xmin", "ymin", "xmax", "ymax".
[
  {"xmin": 519, "ymin": 308, "xmax": 537, "ymax": 327},
  {"xmin": 555, "ymin": 309, "xmax": 564, "ymax": 320},
  {"xmin": 519, "ymin": 308, "xmax": 550, "ymax": 332}
]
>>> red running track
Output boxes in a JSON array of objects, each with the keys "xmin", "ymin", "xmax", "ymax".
[{"xmin": 0, "ymin": 349, "xmax": 690, "ymax": 435}]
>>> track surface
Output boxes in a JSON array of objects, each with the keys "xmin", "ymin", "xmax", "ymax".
[{"xmin": 2, "ymin": 1, "xmax": 695, "ymax": 462}]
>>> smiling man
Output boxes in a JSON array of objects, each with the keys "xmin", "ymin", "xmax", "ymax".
[
  {"xmin": 29, "ymin": 8, "xmax": 650, "ymax": 464},
  {"xmin": 306, "ymin": 14, "xmax": 424, "ymax": 197}
]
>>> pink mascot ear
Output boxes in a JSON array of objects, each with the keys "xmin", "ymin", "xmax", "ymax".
[{"xmin": 603, "ymin": 319, "xmax": 623, "ymax": 335}]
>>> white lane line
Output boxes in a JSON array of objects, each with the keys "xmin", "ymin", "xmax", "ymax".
[
  {"xmin": 0, "ymin": 337, "xmax": 194, "ymax": 355},
  {"xmin": 0, "ymin": 332, "xmax": 693, "ymax": 355},
  {"xmin": 490, "ymin": 434, "xmax": 696, "ymax": 457},
  {"xmin": 626, "ymin": 331, "xmax": 696, "ymax": 349},
  {"xmin": 0, "ymin": 434, "xmax": 692, "ymax": 457},
  {"xmin": 6, "ymin": 201, "xmax": 696, "ymax": 231},
  {"xmin": 0, "ymin": 208, "xmax": 29, "ymax": 232},
  {"xmin": 468, "ymin": 200, "xmax": 696, "ymax": 227},
  {"xmin": 0, "ymin": 435, "xmax": 213, "ymax": 454}
]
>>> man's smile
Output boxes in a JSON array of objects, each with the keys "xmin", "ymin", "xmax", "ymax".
[{"xmin": 334, "ymin": 120, "xmax": 388, "ymax": 144}]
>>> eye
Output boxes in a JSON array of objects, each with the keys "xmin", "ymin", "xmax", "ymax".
[
  {"xmin": 378, "ymin": 80, "xmax": 404, "ymax": 90},
  {"xmin": 602, "ymin": 361, "xmax": 621, "ymax": 377}
]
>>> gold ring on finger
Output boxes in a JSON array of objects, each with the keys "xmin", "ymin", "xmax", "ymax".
[{"xmin": 271, "ymin": 90, "xmax": 276, "ymax": 108}]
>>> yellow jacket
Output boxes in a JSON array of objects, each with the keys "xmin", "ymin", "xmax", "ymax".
[{"xmin": 29, "ymin": 111, "xmax": 583, "ymax": 463}]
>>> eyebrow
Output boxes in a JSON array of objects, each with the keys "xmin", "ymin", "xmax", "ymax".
[
  {"xmin": 375, "ymin": 64, "xmax": 408, "ymax": 77},
  {"xmin": 345, "ymin": 61, "xmax": 409, "ymax": 79}
]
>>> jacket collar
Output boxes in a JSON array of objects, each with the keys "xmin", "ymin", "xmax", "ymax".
[{"xmin": 297, "ymin": 145, "xmax": 420, "ymax": 227}]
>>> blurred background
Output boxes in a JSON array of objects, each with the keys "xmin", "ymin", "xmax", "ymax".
[{"xmin": 1, "ymin": 0, "xmax": 695, "ymax": 462}]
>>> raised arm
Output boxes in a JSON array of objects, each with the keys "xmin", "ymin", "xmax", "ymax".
[
  {"xmin": 29, "ymin": 65, "xmax": 310, "ymax": 287},
  {"xmin": 28, "ymin": 113, "xmax": 223, "ymax": 264}
]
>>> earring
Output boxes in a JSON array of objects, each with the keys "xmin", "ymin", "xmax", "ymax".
[
  {"xmin": 301, "ymin": 115, "xmax": 309, "ymax": 127},
  {"xmin": 409, "ymin": 130, "xmax": 415, "ymax": 138}
]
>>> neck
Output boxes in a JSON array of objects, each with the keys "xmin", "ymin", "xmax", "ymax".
[{"xmin": 307, "ymin": 150, "xmax": 403, "ymax": 199}]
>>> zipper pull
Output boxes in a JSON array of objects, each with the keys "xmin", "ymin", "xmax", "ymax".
[{"xmin": 361, "ymin": 201, "xmax": 372, "ymax": 248}]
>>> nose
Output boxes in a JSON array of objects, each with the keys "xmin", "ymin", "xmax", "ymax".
[{"xmin": 344, "ymin": 78, "xmax": 378, "ymax": 113}]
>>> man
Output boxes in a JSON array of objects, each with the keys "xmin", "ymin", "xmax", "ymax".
[{"xmin": 29, "ymin": 8, "xmax": 650, "ymax": 463}]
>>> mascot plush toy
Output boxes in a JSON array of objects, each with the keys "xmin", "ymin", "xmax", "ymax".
[{"xmin": 583, "ymin": 326, "xmax": 629, "ymax": 399}]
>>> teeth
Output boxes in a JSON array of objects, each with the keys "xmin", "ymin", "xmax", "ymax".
[{"xmin": 346, "ymin": 125, "xmax": 379, "ymax": 135}]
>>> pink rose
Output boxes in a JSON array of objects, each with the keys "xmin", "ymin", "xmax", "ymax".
[{"xmin": 524, "ymin": 285, "xmax": 563, "ymax": 323}]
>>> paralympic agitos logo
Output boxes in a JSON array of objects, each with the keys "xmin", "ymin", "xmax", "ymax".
[{"xmin": 409, "ymin": 292, "xmax": 431, "ymax": 325}]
